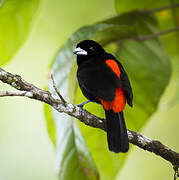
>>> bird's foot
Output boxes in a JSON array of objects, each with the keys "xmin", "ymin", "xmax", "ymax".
[
  {"xmin": 77, "ymin": 100, "xmax": 91, "ymax": 107},
  {"xmin": 77, "ymin": 100, "xmax": 91, "ymax": 118}
]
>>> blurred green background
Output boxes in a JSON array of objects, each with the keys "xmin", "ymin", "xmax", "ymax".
[{"xmin": 0, "ymin": 0, "xmax": 178, "ymax": 180}]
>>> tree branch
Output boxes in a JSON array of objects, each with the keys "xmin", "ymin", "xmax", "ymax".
[
  {"xmin": 103, "ymin": 27, "xmax": 179, "ymax": 47},
  {"xmin": 0, "ymin": 68, "xmax": 179, "ymax": 169},
  {"xmin": 141, "ymin": 3, "xmax": 179, "ymax": 14},
  {"xmin": 51, "ymin": 74, "xmax": 67, "ymax": 105},
  {"xmin": 134, "ymin": 27, "xmax": 179, "ymax": 41},
  {"xmin": 0, "ymin": 90, "xmax": 33, "ymax": 97}
]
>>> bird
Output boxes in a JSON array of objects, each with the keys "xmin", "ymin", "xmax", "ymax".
[{"xmin": 73, "ymin": 40, "xmax": 133, "ymax": 153}]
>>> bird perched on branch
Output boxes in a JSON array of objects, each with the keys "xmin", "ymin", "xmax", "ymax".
[{"xmin": 73, "ymin": 40, "xmax": 133, "ymax": 153}]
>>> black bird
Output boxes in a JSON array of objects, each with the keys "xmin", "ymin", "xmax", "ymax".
[{"xmin": 73, "ymin": 40, "xmax": 133, "ymax": 153}]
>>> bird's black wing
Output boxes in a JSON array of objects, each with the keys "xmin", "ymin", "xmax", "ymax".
[
  {"xmin": 117, "ymin": 61, "xmax": 133, "ymax": 107},
  {"xmin": 77, "ymin": 61, "xmax": 122, "ymax": 102}
]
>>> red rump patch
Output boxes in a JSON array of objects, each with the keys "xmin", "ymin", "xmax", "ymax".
[{"xmin": 99, "ymin": 59, "xmax": 126, "ymax": 112}]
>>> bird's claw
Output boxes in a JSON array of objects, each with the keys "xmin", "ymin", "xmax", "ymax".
[
  {"xmin": 78, "ymin": 106, "xmax": 83, "ymax": 119},
  {"xmin": 76, "ymin": 100, "xmax": 90, "ymax": 107},
  {"xmin": 76, "ymin": 100, "xmax": 90, "ymax": 118}
]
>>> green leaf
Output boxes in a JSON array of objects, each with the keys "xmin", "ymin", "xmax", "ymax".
[
  {"xmin": 0, "ymin": 0, "xmax": 39, "ymax": 66},
  {"xmin": 50, "ymin": 111, "xmax": 99, "ymax": 180},
  {"xmin": 45, "ymin": 11, "xmax": 171, "ymax": 180},
  {"xmin": 115, "ymin": 0, "xmax": 170, "ymax": 14}
]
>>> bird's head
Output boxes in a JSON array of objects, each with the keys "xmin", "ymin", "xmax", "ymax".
[{"xmin": 73, "ymin": 40, "xmax": 105, "ymax": 57}]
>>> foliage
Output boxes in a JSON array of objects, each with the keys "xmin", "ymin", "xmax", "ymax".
[
  {"xmin": 1, "ymin": 0, "xmax": 179, "ymax": 180},
  {"xmin": 0, "ymin": 0, "xmax": 39, "ymax": 66},
  {"xmin": 45, "ymin": 11, "xmax": 171, "ymax": 180}
]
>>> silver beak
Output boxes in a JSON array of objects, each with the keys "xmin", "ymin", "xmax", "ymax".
[{"xmin": 73, "ymin": 47, "xmax": 87, "ymax": 55}]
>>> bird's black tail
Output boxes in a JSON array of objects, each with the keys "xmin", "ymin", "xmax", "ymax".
[{"xmin": 105, "ymin": 110, "xmax": 129, "ymax": 153}]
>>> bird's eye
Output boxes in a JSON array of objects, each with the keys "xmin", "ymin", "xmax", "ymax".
[{"xmin": 89, "ymin": 47, "xmax": 94, "ymax": 51}]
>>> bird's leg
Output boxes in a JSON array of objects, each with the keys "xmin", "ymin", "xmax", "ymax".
[
  {"xmin": 77, "ymin": 100, "xmax": 91, "ymax": 107},
  {"xmin": 77, "ymin": 100, "xmax": 91, "ymax": 118}
]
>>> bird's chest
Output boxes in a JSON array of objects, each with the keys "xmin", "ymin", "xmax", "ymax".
[{"xmin": 77, "ymin": 61, "xmax": 104, "ymax": 81}]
